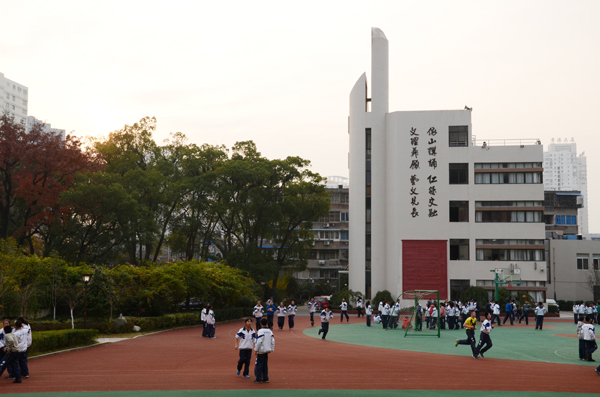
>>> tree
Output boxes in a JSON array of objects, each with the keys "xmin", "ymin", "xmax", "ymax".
[
  {"xmin": 0, "ymin": 238, "xmax": 19, "ymax": 317},
  {"xmin": 42, "ymin": 256, "xmax": 68, "ymax": 320},
  {"xmin": 11, "ymin": 254, "xmax": 48, "ymax": 317},
  {"xmin": 0, "ymin": 113, "xmax": 99, "ymax": 251},
  {"xmin": 60, "ymin": 265, "xmax": 93, "ymax": 328}
]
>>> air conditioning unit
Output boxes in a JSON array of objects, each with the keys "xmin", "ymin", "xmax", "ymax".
[
  {"xmin": 324, "ymin": 223, "xmax": 330, "ymax": 228},
  {"xmin": 324, "ymin": 241, "xmax": 331, "ymax": 246},
  {"xmin": 513, "ymin": 268, "xmax": 521, "ymax": 274},
  {"xmin": 318, "ymin": 260, "xmax": 326, "ymax": 265}
]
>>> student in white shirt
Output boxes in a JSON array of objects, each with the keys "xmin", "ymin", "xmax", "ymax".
[
  {"xmin": 491, "ymin": 301, "xmax": 501, "ymax": 327},
  {"xmin": 318, "ymin": 307, "xmax": 334, "ymax": 340},
  {"xmin": 365, "ymin": 300, "xmax": 373, "ymax": 327},
  {"xmin": 13, "ymin": 320, "xmax": 28, "ymax": 379},
  {"xmin": 235, "ymin": 318, "xmax": 256, "ymax": 378},
  {"xmin": 474, "ymin": 313, "xmax": 494, "ymax": 358},
  {"xmin": 254, "ymin": 318, "xmax": 274, "ymax": 384},
  {"xmin": 381, "ymin": 302, "xmax": 390, "ymax": 329},
  {"xmin": 390, "ymin": 300, "xmax": 401, "ymax": 329},
  {"xmin": 356, "ymin": 297, "xmax": 364, "ymax": 318},
  {"xmin": 340, "ymin": 298, "xmax": 349, "ymax": 322},
  {"xmin": 581, "ymin": 316, "xmax": 597, "ymax": 362},
  {"xmin": 253, "ymin": 301, "xmax": 264, "ymax": 330},
  {"xmin": 276, "ymin": 302, "xmax": 287, "ymax": 330},
  {"xmin": 287, "ymin": 301, "xmax": 297, "ymax": 330},
  {"xmin": 307, "ymin": 298, "xmax": 317, "ymax": 327},
  {"xmin": 205, "ymin": 305, "xmax": 216, "ymax": 338},
  {"xmin": 534, "ymin": 302, "xmax": 547, "ymax": 330},
  {"xmin": 573, "ymin": 303, "xmax": 580, "ymax": 324}
]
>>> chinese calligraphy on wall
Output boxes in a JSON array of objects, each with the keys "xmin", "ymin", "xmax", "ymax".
[{"xmin": 409, "ymin": 127, "xmax": 438, "ymax": 218}]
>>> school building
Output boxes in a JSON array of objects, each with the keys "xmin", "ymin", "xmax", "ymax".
[{"xmin": 348, "ymin": 28, "xmax": 547, "ymax": 303}]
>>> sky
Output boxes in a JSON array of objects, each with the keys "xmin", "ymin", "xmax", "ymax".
[{"xmin": 1, "ymin": 1, "xmax": 599, "ymax": 230}]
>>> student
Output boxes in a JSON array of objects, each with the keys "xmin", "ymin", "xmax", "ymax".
[
  {"xmin": 592, "ymin": 303, "xmax": 598, "ymax": 325},
  {"xmin": 429, "ymin": 304, "xmax": 438, "ymax": 330},
  {"xmin": 461, "ymin": 304, "xmax": 469, "ymax": 329},
  {"xmin": 503, "ymin": 300, "xmax": 514, "ymax": 325},
  {"xmin": 307, "ymin": 298, "xmax": 317, "ymax": 327},
  {"xmin": 201, "ymin": 304, "xmax": 210, "ymax": 337},
  {"xmin": 390, "ymin": 300, "xmax": 400, "ymax": 329},
  {"xmin": 253, "ymin": 301, "xmax": 264, "ymax": 330},
  {"xmin": 491, "ymin": 301, "xmax": 501, "ymax": 326},
  {"xmin": 0, "ymin": 319, "xmax": 15, "ymax": 379},
  {"xmin": 15, "ymin": 318, "xmax": 30, "ymax": 379},
  {"xmin": 356, "ymin": 297, "xmax": 363, "ymax": 318},
  {"xmin": 474, "ymin": 313, "xmax": 494, "ymax": 358},
  {"xmin": 365, "ymin": 300, "xmax": 373, "ymax": 327},
  {"xmin": 456, "ymin": 311, "xmax": 478, "ymax": 359},
  {"xmin": 573, "ymin": 303, "xmax": 580, "ymax": 324},
  {"xmin": 318, "ymin": 307, "xmax": 334, "ymax": 340},
  {"xmin": 265, "ymin": 301, "xmax": 276, "ymax": 330},
  {"xmin": 276, "ymin": 302, "xmax": 287, "ymax": 330},
  {"xmin": 287, "ymin": 301, "xmax": 297, "ymax": 330},
  {"xmin": 0, "ymin": 325, "xmax": 20, "ymax": 383},
  {"xmin": 381, "ymin": 302, "xmax": 390, "ymax": 329},
  {"xmin": 578, "ymin": 316, "xmax": 587, "ymax": 360},
  {"xmin": 519, "ymin": 301, "xmax": 531, "ymax": 325},
  {"xmin": 235, "ymin": 318, "xmax": 256, "ymax": 378},
  {"xmin": 581, "ymin": 315, "xmax": 597, "ymax": 362},
  {"xmin": 205, "ymin": 305, "xmax": 216, "ymax": 338},
  {"xmin": 440, "ymin": 303, "xmax": 446, "ymax": 330},
  {"xmin": 254, "ymin": 318, "xmax": 274, "ymax": 384},
  {"xmin": 578, "ymin": 302, "xmax": 586, "ymax": 322},
  {"xmin": 534, "ymin": 302, "xmax": 547, "ymax": 330},
  {"xmin": 340, "ymin": 298, "xmax": 349, "ymax": 322},
  {"xmin": 416, "ymin": 304, "xmax": 423, "ymax": 331}
]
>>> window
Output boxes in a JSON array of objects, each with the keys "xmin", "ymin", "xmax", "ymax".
[
  {"xmin": 556, "ymin": 215, "xmax": 565, "ymax": 225},
  {"xmin": 476, "ymin": 249, "xmax": 544, "ymax": 261},
  {"xmin": 341, "ymin": 231, "xmax": 349, "ymax": 240},
  {"xmin": 577, "ymin": 254, "xmax": 589, "ymax": 270},
  {"xmin": 449, "ymin": 163, "xmax": 468, "ymax": 184},
  {"xmin": 341, "ymin": 212, "xmax": 349, "ymax": 222},
  {"xmin": 449, "ymin": 126, "xmax": 468, "ymax": 147},
  {"xmin": 593, "ymin": 255, "xmax": 600, "ymax": 270},
  {"xmin": 450, "ymin": 239, "xmax": 469, "ymax": 260},
  {"xmin": 475, "ymin": 210, "xmax": 543, "ymax": 223},
  {"xmin": 449, "ymin": 201, "xmax": 469, "ymax": 222},
  {"xmin": 474, "ymin": 172, "xmax": 542, "ymax": 184}
]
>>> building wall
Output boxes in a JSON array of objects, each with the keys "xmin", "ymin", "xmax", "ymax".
[
  {"xmin": 0, "ymin": 72, "xmax": 28, "ymax": 124},
  {"xmin": 349, "ymin": 28, "xmax": 546, "ymax": 302},
  {"xmin": 546, "ymin": 239, "xmax": 599, "ymax": 301}
]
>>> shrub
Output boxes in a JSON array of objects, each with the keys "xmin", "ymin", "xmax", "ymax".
[
  {"xmin": 372, "ymin": 290, "xmax": 394, "ymax": 310},
  {"xmin": 30, "ymin": 329, "xmax": 98, "ymax": 356}
]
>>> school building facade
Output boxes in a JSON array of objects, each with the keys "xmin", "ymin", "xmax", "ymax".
[{"xmin": 348, "ymin": 28, "xmax": 547, "ymax": 303}]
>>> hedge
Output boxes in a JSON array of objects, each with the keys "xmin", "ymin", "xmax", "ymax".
[
  {"xmin": 29, "ymin": 329, "xmax": 99, "ymax": 356},
  {"xmin": 32, "ymin": 307, "xmax": 252, "ymax": 334}
]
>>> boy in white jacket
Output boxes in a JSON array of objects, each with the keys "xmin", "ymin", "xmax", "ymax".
[{"xmin": 254, "ymin": 318, "xmax": 274, "ymax": 384}]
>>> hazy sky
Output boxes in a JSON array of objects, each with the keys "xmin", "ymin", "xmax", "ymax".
[{"xmin": 2, "ymin": 1, "xmax": 599, "ymax": 230}]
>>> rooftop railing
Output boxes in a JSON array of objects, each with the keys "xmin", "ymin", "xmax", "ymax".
[{"xmin": 472, "ymin": 136, "xmax": 541, "ymax": 147}]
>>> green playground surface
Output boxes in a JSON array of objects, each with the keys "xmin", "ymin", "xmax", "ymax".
[
  {"xmin": 304, "ymin": 320, "xmax": 597, "ymax": 366},
  {"xmin": 3, "ymin": 392, "xmax": 600, "ymax": 397}
]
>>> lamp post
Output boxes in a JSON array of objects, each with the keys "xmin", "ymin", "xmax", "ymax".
[{"xmin": 82, "ymin": 274, "xmax": 93, "ymax": 329}]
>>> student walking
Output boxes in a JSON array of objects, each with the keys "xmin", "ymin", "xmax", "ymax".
[
  {"xmin": 318, "ymin": 307, "xmax": 334, "ymax": 340},
  {"xmin": 429, "ymin": 304, "xmax": 438, "ymax": 330},
  {"xmin": 578, "ymin": 317, "xmax": 587, "ymax": 360},
  {"xmin": 581, "ymin": 316, "xmax": 597, "ymax": 362},
  {"xmin": 201, "ymin": 304, "xmax": 210, "ymax": 337},
  {"xmin": 235, "ymin": 318, "xmax": 256, "ymax": 378},
  {"xmin": 265, "ymin": 301, "xmax": 276, "ymax": 330},
  {"xmin": 14, "ymin": 319, "xmax": 29, "ymax": 379},
  {"xmin": 475, "ymin": 313, "xmax": 494, "ymax": 358},
  {"xmin": 573, "ymin": 303, "xmax": 581, "ymax": 324},
  {"xmin": 381, "ymin": 302, "xmax": 390, "ymax": 329},
  {"xmin": 307, "ymin": 298, "xmax": 317, "ymax": 327},
  {"xmin": 365, "ymin": 300, "xmax": 373, "ymax": 327},
  {"xmin": 503, "ymin": 301, "xmax": 514, "ymax": 325},
  {"xmin": 276, "ymin": 302, "xmax": 287, "ymax": 330},
  {"xmin": 456, "ymin": 311, "xmax": 478, "ymax": 359},
  {"xmin": 340, "ymin": 298, "xmax": 349, "ymax": 322},
  {"xmin": 287, "ymin": 301, "xmax": 297, "ymax": 330},
  {"xmin": 356, "ymin": 297, "xmax": 364, "ymax": 318},
  {"xmin": 534, "ymin": 302, "xmax": 547, "ymax": 330},
  {"xmin": 390, "ymin": 300, "xmax": 400, "ymax": 329},
  {"xmin": 253, "ymin": 301, "xmax": 264, "ymax": 330},
  {"xmin": 254, "ymin": 318, "xmax": 274, "ymax": 384},
  {"xmin": 0, "ymin": 325, "xmax": 21, "ymax": 383}
]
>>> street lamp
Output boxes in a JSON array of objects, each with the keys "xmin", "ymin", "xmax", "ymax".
[{"xmin": 82, "ymin": 274, "xmax": 93, "ymax": 329}]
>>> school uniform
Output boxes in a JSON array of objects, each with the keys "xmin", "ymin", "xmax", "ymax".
[
  {"xmin": 440, "ymin": 305, "xmax": 446, "ymax": 330},
  {"xmin": 253, "ymin": 305, "xmax": 264, "ymax": 330},
  {"xmin": 0, "ymin": 331, "xmax": 20, "ymax": 382},
  {"xmin": 503, "ymin": 302, "xmax": 514, "ymax": 325},
  {"xmin": 365, "ymin": 304, "xmax": 373, "ymax": 327},
  {"xmin": 578, "ymin": 304, "xmax": 586, "ymax": 321},
  {"xmin": 519, "ymin": 304, "xmax": 531, "ymax": 325},
  {"xmin": 475, "ymin": 318, "xmax": 493, "ymax": 357},
  {"xmin": 457, "ymin": 316, "xmax": 478, "ymax": 357},
  {"xmin": 18, "ymin": 324, "xmax": 31, "ymax": 378},
  {"xmin": 287, "ymin": 304, "xmax": 297, "ymax": 329},
  {"xmin": 381, "ymin": 303, "xmax": 390, "ymax": 329},
  {"xmin": 593, "ymin": 305, "xmax": 598, "ymax": 324},
  {"xmin": 534, "ymin": 305, "xmax": 547, "ymax": 330},
  {"xmin": 573, "ymin": 304, "xmax": 580, "ymax": 324},
  {"xmin": 390, "ymin": 303, "xmax": 400, "ymax": 329},
  {"xmin": 461, "ymin": 306, "xmax": 469, "ymax": 328},
  {"xmin": 416, "ymin": 305, "xmax": 423, "ymax": 331},
  {"xmin": 318, "ymin": 310, "xmax": 334, "ymax": 339},
  {"xmin": 276, "ymin": 306, "xmax": 287, "ymax": 330},
  {"xmin": 0, "ymin": 328, "xmax": 14, "ymax": 378},
  {"xmin": 429, "ymin": 306, "xmax": 438, "ymax": 330},
  {"xmin": 307, "ymin": 301, "xmax": 317, "ymax": 326},
  {"xmin": 446, "ymin": 306, "xmax": 455, "ymax": 330},
  {"xmin": 254, "ymin": 326, "xmax": 274, "ymax": 383},
  {"xmin": 340, "ymin": 301, "xmax": 349, "ymax": 322},
  {"xmin": 491, "ymin": 303, "xmax": 501, "ymax": 326},
  {"xmin": 578, "ymin": 320, "xmax": 586, "ymax": 360},
  {"xmin": 236, "ymin": 326, "xmax": 256, "ymax": 377},
  {"xmin": 581, "ymin": 323, "xmax": 597, "ymax": 361},
  {"xmin": 205, "ymin": 310, "xmax": 216, "ymax": 338},
  {"xmin": 356, "ymin": 298, "xmax": 363, "ymax": 317},
  {"xmin": 201, "ymin": 309, "xmax": 209, "ymax": 337}
]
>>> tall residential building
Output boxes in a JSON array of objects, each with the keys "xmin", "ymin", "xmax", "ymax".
[
  {"xmin": 295, "ymin": 178, "xmax": 349, "ymax": 287},
  {"xmin": 543, "ymin": 140, "xmax": 588, "ymax": 235},
  {"xmin": 0, "ymin": 72, "xmax": 28, "ymax": 125},
  {"xmin": 348, "ymin": 28, "xmax": 547, "ymax": 303}
]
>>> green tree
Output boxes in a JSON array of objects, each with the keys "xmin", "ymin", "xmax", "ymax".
[
  {"xmin": 11, "ymin": 255, "xmax": 48, "ymax": 317},
  {"xmin": 60, "ymin": 265, "xmax": 93, "ymax": 328}
]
